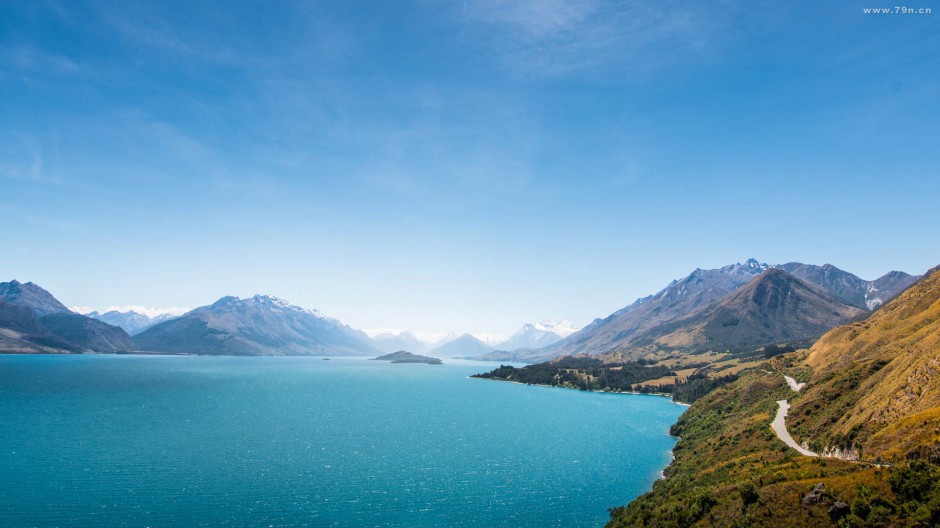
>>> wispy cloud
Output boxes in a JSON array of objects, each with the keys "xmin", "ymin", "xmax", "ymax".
[
  {"xmin": 464, "ymin": 0, "xmax": 598, "ymax": 38},
  {"xmin": 98, "ymin": 110, "xmax": 288, "ymax": 202},
  {"xmin": 457, "ymin": 0, "xmax": 725, "ymax": 77},
  {"xmin": 0, "ymin": 152, "xmax": 45, "ymax": 183},
  {"xmin": 2, "ymin": 46, "xmax": 81, "ymax": 74},
  {"xmin": 0, "ymin": 137, "xmax": 66, "ymax": 185},
  {"xmin": 92, "ymin": 5, "xmax": 238, "ymax": 64}
]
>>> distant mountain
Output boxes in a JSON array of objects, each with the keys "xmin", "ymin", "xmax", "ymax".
[
  {"xmin": 0, "ymin": 299, "xmax": 67, "ymax": 353},
  {"xmin": 133, "ymin": 295, "xmax": 379, "ymax": 356},
  {"xmin": 0, "ymin": 280, "xmax": 133, "ymax": 354},
  {"xmin": 538, "ymin": 259, "xmax": 917, "ymax": 361},
  {"xmin": 496, "ymin": 319, "xmax": 580, "ymax": 351},
  {"xmin": 86, "ymin": 310, "xmax": 177, "ymax": 336},
  {"xmin": 428, "ymin": 333, "xmax": 492, "ymax": 358},
  {"xmin": 867, "ymin": 270, "xmax": 921, "ymax": 309},
  {"xmin": 0, "ymin": 280, "xmax": 70, "ymax": 316},
  {"xmin": 538, "ymin": 319, "xmax": 579, "ymax": 337},
  {"xmin": 0, "ymin": 299, "xmax": 48, "ymax": 335},
  {"xmin": 777, "ymin": 262, "xmax": 918, "ymax": 310},
  {"xmin": 427, "ymin": 331, "xmax": 458, "ymax": 348},
  {"xmin": 541, "ymin": 259, "xmax": 771, "ymax": 360},
  {"xmin": 371, "ymin": 330, "xmax": 429, "ymax": 354},
  {"xmin": 40, "ymin": 312, "xmax": 136, "ymax": 353},
  {"xmin": 636, "ymin": 269, "xmax": 866, "ymax": 355}
]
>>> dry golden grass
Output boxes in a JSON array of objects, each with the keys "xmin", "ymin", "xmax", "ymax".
[
  {"xmin": 607, "ymin": 370, "xmax": 892, "ymax": 528},
  {"xmin": 635, "ymin": 375, "xmax": 678, "ymax": 387},
  {"xmin": 654, "ymin": 327, "xmax": 701, "ymax": 348},
  {"xmin": 788, "ymin": 267, "xmax": 940, "ymax": 460},
  {"xmin": 653, "ymin": 350, "xmax": 728, "ymax": 368},
  {"xmin": 865, "ymin": 406, "xmax": 940, "ymax": 461}
]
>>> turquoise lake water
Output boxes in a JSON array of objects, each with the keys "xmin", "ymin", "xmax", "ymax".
[{"xmin": 0, "ymin": 355, "xmax": 684, "ymax": 527}]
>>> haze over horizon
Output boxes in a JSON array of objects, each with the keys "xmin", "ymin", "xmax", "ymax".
[{"xmin": 3, "ymin": 1, "xmax": 938, "ymax": 336}]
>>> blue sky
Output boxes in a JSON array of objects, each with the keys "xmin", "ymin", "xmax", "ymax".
[{"xmin": 2, "ymin": 0, "xmax": 938, "ymax": 336}]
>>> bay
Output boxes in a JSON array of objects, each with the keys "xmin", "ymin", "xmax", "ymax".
[{"xmin": 0, "ymin": 355, "xmax": 684, "ymax": 527}]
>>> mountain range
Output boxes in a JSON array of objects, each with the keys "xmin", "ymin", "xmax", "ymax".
[
  {"xmin": 623, "ymin": 268, "xmax": 866, "ymax": 356},
  {"xmin": 428, "ymin": 333, "xmax": 493, "ymax": 358},
  {"xmin": 371, "ymin": 330, "xmax": 432, "ymax": 354},
  {"xmin": 370, "ymin": 319, "xmax": 579, "ymax": 356},
  {"xmin": 776, "ymin": 262, "xmax": 918, "ymax": 310},
  {"xmin": 86, "ymin": 310, "xmax": 178, "ymax": 336},
  {"xmin": 0, "ymin": 280, "xmax": 575, "ymax": 358},
  {"xmin": 133, "ymin": 295, "xmax": 379, "ymax": 356},
  {"xmin": 495, "ymin": 319, "xmax": 579, "ymax": 350},
  {"xmin": 0, "ymin": 259, "xmax": 920, "ymax": 361},
  {"xmin": 0, "ymin": 280, "xmax": 133, "ymax": 353},
  {"xmin": 532, "ymin": 259, "xmax": 917, "ymax": 362}
]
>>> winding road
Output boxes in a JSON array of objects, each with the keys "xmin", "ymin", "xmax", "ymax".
[
  {"xmin": 769, "ymin": 372, "xmax": 884, "ymax": 465},
  {"xmin": 771, "ymin": 399, "xmax": 818, "ymax": 456},
  {"xmin": 783, "ymin": 375, "xmax": 805, "ymax": 392},
  {"xmin": 770, "ymin": 374, "xmax": 819, "ymax": 456}
]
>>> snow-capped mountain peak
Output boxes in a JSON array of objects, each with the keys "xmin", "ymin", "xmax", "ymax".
[
  {"xmin": 530, "ymin": 319, "xmax": 579, "ymax": 337},
  {"xmin": 720, "ymin": 258, "xmax": 770, "ymax": 276},
  {"xmin": 82, "ymin": 308, "xmax": 181, "ymax": 336},
  {"xmin": 492, "ymin": 319, "xmax": 582, "ymax": 351},
  {"xmin": 207, "ymin": 294, "xmax": 336, "ymax": 323}
]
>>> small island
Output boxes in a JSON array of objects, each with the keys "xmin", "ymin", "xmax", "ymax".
[{"xmin": 372, "ymin": 351, "xmax": 442, "ymax": 365}]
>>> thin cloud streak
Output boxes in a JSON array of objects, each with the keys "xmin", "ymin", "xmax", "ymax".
[{"xmin": 458, "ymin": 0, "xmax": 728, "ymax": 78}]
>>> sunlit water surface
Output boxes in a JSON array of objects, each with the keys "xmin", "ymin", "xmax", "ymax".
[{"xmin": 0, "ymin": 355, "xmax": 684, "ymax": 527}]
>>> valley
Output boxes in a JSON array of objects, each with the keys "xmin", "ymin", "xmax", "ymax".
[{"xmin": 3, "ymin": 260, "xmax": 937, "ymax": 528}]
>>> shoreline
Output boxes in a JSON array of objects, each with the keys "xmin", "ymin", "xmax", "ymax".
[
  {"xmin": 471, "ymin": 375, "xmax": 692, "ymax": 407},
  {"xmin": 472, "ymin": 374, "xmax": 689, "ymax": 521}
]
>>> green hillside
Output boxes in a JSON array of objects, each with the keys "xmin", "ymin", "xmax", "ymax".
[{"xmin": 609, "ymin": 266, "xmax": 940, "ymax": 527}]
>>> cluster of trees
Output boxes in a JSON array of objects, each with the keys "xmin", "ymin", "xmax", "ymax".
[
  {"xmin": 474, "ymin": 356, "xmax": 745, "ymax": 404},
  {"xmin": 888, "ymin": 460, "xmax": 940, "ymax": 525},
  {"xmin": 671, "ymin": 373, "xmax": 740, "ymax": 403},
  {"xmin": 762, "ymin": 343, "xmax": 797, "ymax": 359},
  {"xmin": 630, "ymin": 372, "xmax": 740, "ymax": 403},
  {"xmin": 759, "ymin": 338, "xmax": 816, "ymax": 359},
  {"xmin": 473, "ymin": 358, "xmax": 672, "ymax": 393}
]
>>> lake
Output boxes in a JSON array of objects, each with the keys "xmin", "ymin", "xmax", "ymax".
[{"xmin": 0, "ymin": 355, "xmax": 684, "ymax": 527}]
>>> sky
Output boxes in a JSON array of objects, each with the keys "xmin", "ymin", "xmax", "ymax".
[{"xmin": 2, "ymin": 0, "xmax": 939, "ymax": 336}]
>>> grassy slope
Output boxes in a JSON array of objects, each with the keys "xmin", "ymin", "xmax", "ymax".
[
  {"xmin": 608, "ymin": 266, "xmax": 940, "ymax": 527},
  {"xmin": 607, "ymin": 366, "xmax": 889, "ymax": 528},
  {"xmin": 788, "ymin": 266, "xmax": 940, "ymax": 462}
]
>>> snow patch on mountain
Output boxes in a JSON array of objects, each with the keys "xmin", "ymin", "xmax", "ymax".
[
  {"xmin": 73, "ymin": 305, "xmax": 191, "ymax": 318},
  {"xmin": 531, "ymin": 319, "xmax": 580, "ymax": 337}
]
